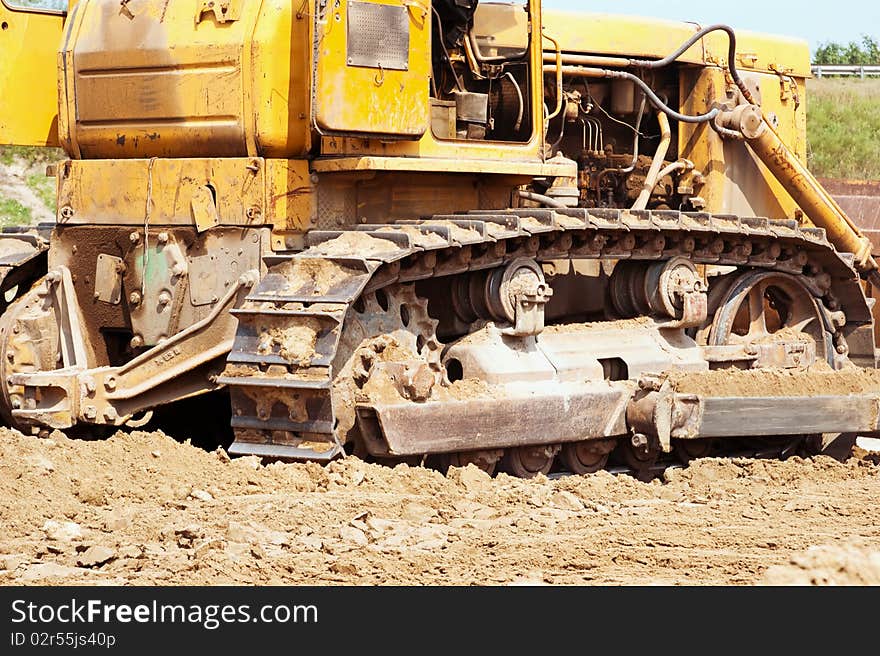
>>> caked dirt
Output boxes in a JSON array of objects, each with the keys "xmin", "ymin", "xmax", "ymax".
[{"xmin": 2, "ymin": 428, "xmax": 880, "ymax": 586}]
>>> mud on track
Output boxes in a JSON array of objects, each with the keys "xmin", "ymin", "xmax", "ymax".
[{"xmin": 1, "ymin": 428, "xmax": 879, "ymax": 586}]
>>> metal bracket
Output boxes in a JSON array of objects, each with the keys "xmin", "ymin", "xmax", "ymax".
[
  {"xmin": 191, "ymin": 185, "xmax": 221, "ymax": 233},
  {"xmin": 196, "ymin": 0, "xmax": 242, "ymax": 24},
  {"xmin": 502, "ymin": 286, "xmax": 553, "ymax": 337}
]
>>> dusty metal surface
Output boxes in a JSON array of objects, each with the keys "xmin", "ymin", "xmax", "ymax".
[{"xmin": 221, "ymin": 207, "xmax": 871, "ymax": 462}]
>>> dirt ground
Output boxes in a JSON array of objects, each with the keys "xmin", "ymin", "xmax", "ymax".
[{"xmin": 2, "ymin": 428, "xmax": 879, "ymax": 586}]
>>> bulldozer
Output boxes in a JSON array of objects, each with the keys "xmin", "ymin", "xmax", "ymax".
[{"xmin": 1, "ymin": 0, "xmax": 879, "ymax": 478}]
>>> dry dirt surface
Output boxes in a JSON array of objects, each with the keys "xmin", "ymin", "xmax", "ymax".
[{"xmin": 1, "ymin": 428, "xmax": 880, "ymax": 586}]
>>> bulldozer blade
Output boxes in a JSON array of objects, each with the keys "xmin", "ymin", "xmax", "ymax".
[{"xmin": 356, "ymin": 381, "xmax": 633, "ymax": 457}]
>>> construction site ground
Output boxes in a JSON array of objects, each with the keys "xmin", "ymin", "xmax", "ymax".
[{"xmin": 2, "ymin": 427, "xmax": 879, "ymax": 586}]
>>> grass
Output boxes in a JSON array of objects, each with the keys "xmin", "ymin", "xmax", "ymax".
[
  {"xmin": 806, "ymin": 78, "xmax": 880, "ymax": 179},
  {"xmin": 26, "ymin": 173, "xmax": 57, "ymax": 212},
  {"xmin": 0, "ymin": 196, "xmax": 33, "ymax": 227},
  {"xmin": 0, "ymin": 145, "xmax": 62, "ymax": 167}
]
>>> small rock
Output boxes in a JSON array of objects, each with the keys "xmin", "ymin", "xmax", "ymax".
[
  {"xmin": 151, "ymin": 450, "xmax": 162, "ymax": 458},
  {"xmin": 365, "ymin": 517, "xmax": 398, "ymax": 536},
  {"xmin": 339, "ymin": 525, "xmax": 369, "ymax": 546},
  {"xmin": 118, "ymin": 545, "xmax": 143, "ymax": 560},
  {"xmin": 235, "ymin": 456, "xmax": 262, "ymax": 470},
  {"xmin": 401, "ymin": 502, "xmax": 437, "ymax": 523},
  {"xmin": 215, "ymin": 448, "xmax": 231, "ymax": 463},
  {"xmin": 452, "ymin": 464, "xmax": 491, "ymax": 491},
  {"xmin": 250, "ymin": 544, "xmax": 266, "ymax": 560},
  {"xmin": 0, "ymin": 554, "xmax": 28, "ymax": 572},
  {"xmin": 175, "ymin": 525, "xmax": 204, "ymax": 541},
  {"xmin": 550, "ymin": 491, "xmax": 584, "ymax": 512},
  {"xmin": 76, "ymin": 546, "xmax": 116, "ymax": 568},
  {"xmin": 103, "ymin": 511, "xmax": 131, "ymax": 532},
  {"xmin": 194, "ymin": 539, "xmax": 224, "ymax": 560},
  {"xmin": 19, "ymin": 563, "xmax": 91, "ymax": 581},
  {"xmin": 329, "ymin": 561, "xmax": 358, "ymax": 576},
  {"xmin": 42, "ymin": 520, "xmax": 83, "ymax": 542},
  {"xmin": 27, "ymin": 454, "xmax": 55, "ymax": 473},
  {"xmin": 299, "ymin": 535, "xmax": 324, "ymax": 551},
  {"xmin": 189, "ymin": 489, "xmax": 214, "ymax": 502}
]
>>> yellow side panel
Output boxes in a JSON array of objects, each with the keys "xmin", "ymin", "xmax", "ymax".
[
  {"xmin": 679, "ymin": 67, "xmax": 806, "ymax": 220},
  {"xmin": 314, "ymin": 0, "xmax": 431, "ymax": 138},
  {"xmin": 542, "ymin": 11, "xmax": 812, "ymax": 78},
  {"xmin": 62, "ymin": 0, "xmax": 264, "ymax": 159},
  {"xmin": 252, "ymin": 0, "xmax": 311, "ymax": 157},
  {"xmin": 0, "ymin": 3, "xmax": 66, "ymax": 146}
]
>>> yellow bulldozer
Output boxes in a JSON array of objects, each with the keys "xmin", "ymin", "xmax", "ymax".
[{"xmin": 1, "ymin": 0, "xmax": 879, "ymax": 478}]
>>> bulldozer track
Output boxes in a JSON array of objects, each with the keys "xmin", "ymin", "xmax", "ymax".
[{"xmin": 220, "ymin": 207, "xmax": 871, "ymax": 463}]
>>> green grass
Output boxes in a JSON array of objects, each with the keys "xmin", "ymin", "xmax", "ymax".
[
  {"xmin": 0, "ymin": 145, "xmax": 64, "ymax": 167},
  {"xmin": 26, "ymin": 173, "xmax": 57, "ymax": 212},
  {"xmin": 806, "ymin": 78, "xmax": 880, "ymax": 179},
  {"xmin": 0, "ymin": 196, "xmax": 33, "ymax": 227}
]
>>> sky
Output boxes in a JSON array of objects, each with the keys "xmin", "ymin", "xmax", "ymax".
[{"xmin": 542, "ymin": 0, "xmax": 880, "ymax": 54}]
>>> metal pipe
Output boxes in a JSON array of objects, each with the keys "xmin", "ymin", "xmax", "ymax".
[
  {"xmin": 505, "ymin": 72, "xmax": 525, "ymax": 132},
  {"xmin": 542, "ymin": 32, "xmax": 564, "ymax": 121},
  {"xmin": 655, "ymin": 159, "xmax": 692, "ymax": 181},
  {"xmin": 620, "ymin": 93, "xmax": 647, "ymax": 174},
  {"xmin": 542, "ymin": 52, "xmax": 635, "ymax": 69},
  {"xmin": 632, "ymin": 111, "xmax": 671, "ymax": 210},
  {"xmin": 720, "ymin": 104, "xmax": 878, "ymax": 275},
  {"xmin": 543, "ymin": 65, "xmax": 719, "ymax": 124},
  {"xmin": 517, "ymin": 190, "xmax": 569, "ymax": 209}
]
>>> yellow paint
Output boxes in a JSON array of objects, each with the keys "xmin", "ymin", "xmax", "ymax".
[
  {"xmin": 679, "ymin": 66, "xmax": 808, "ymax": 219},
  {"xmin": 56, "ymin": 158, "xmax": 266, "ymax": 227},
  {"xmin": 0, "ymin": 2, "xmax": 66, "ymax": 146},
  {"xmin": 313, "ymin": 0, "xmax": 432, "ymax": 138},
  {"xmin": 311, "ymin": 155, "xmax": 576, "ymax": 177},
  {"xmin": 317, "ymin": 0, "xmax": 547, "ymax": 169},
  {"xmin": 541, "ymin": 11, "xmax": 812, "ymax": 78}
]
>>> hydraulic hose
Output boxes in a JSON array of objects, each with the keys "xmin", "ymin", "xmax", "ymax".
[
  {"xmin": 517, "ymin": 190, "xmax": 569, "ymax": 209},
  {"xmin": 629, "ymin": 24, "xmax": 755, "ymax": 105},
  {"xmin": 544, "ymin": 65, "xmax": 719, "ymax": 124},
  {"xmin": 632, "ymin": 111, "xmax": 671, "ymax": 210}
]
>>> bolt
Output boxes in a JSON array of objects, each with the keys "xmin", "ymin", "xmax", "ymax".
[
  {"xmin": 45, "ymin": 271, "xmax": 61, "ymax": 285},
  {"xmin": 130, "ymin": 335, "xmax": 144, "ymax": 349},
  {"xmin": 59, "ymin": 206, "xmax": 75, "ymax": 220},
  {"xmin": 129, "ymin": 231, "xmax": 140, "ymax": 244},
  {"xmin": 105, "ymin": 376, "xmax": 117, "ymax": 392},
  {"xmin": 631, "ymin": 433, "xmax": 649, "ymax": 449},
  {"xmin": 10, "ymin": 398, "xmax": 21, "ymax": 410},
  {"xmin": 158, "ymin": 291, "xmax": 172, "ymax": 306},
  {"xmin": 157, "ymin": 232, "xmax": 169, "ymax": 244},
  {"xmin": 6, "ymin": 351, "xmax": 14, "ymax": 363},
  {"xmin": 84, "ymin": 377, "xmax": 96, "ymax": 394},
  {"xmin": 836, "ymin": 344, "xmax": 848, "ymax": 355},
  {"xmin": 83, "ymin": 405, "xmax": 98, "ymax": 421},
  {"xmin": 103, "ymin": 407, "xmax": 118, "ymax": 422},
  {"xmin": 744, "ymin": 343, "xmax": 758, "ymax": 356},
  {"xmin": 129, "ymin": 291, "xmax": 141, "ymax": 306}
]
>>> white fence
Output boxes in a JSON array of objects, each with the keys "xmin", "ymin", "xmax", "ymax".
[{"xmin": 811, "ymin": 64, "xmax": 880, "ymax": 78}]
